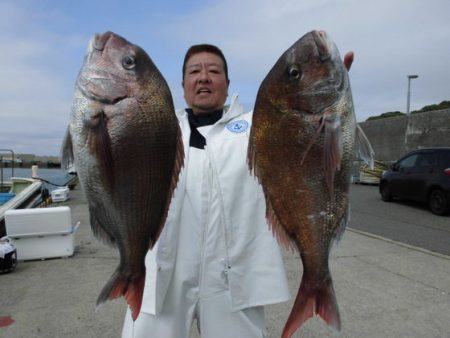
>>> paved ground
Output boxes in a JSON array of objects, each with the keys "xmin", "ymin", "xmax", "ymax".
[
  {"xmin": 349, "ymin": 183, "xmax": 450, "ymax": 256},
  {"xmin": 1, "ymin": 186, "xmax": 449, "ymax": 337}
]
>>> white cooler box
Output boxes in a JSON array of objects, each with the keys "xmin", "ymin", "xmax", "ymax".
[{"xmin": 4, "ymin": 206, "xmax": 78, "ymax": 260}]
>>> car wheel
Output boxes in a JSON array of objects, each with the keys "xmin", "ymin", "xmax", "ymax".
[
  {"xmin": 380, "ymin": 182, "xmax": 393, "ymax": 202},
  {"xmin": 428, "ymin": 188, "xmax": 449, "ymax": 216}
]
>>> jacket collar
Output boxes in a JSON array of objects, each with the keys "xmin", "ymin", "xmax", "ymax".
[
  {"xmin": 176, "ymin": 93, "xmax": 243, "ymax": 124},
  {"xmin": 218, "ymin": 93, "xmax": 244, "ymax": 123}
]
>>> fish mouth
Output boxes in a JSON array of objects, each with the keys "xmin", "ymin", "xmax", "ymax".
[
  {"xmin": 312, "ymin": 30, "xmax": 332, "ymax": 62},
  {"xmin": 80, "ymin": 32, "xmax": 130, "ymax": 105},
  {"xmin": 77, "ymin": 77, "xmax": 128, "ymax": 105},
  {"xmin": 291, "ymin": 30, "xmax": 346, "ymax": 108},
  {"xmin": 91, "ymin": 31, "xmax": 126, "ymax": 53},
  {"xmin": 91, "ymin": 32, "xmax": 114, "ymax": 52},
  {"xmin": 77, "ymin": 84, "xmax": 128, "ymax": 105},
  {"xmin": 92, "ymin": 32, "xmax": 113, "ymax": 52},
  {"xmin": 76, "ymin": 68, "xmax": 129, "ymax": 105}
]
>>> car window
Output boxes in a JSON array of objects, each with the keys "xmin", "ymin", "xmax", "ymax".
[
  {"xmin": 439, "ymin": 151, "xmax": 450, "ymax": 168},
  {"xmin": 399, "ymin": 154, "xmax": 418, "ymax": 168},
  {"xmin": 416, "ymin": 153, "xmax": 435, "ymax": 168}
]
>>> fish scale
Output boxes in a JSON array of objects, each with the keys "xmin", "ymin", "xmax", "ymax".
[
  {"xmin": 248, "ymin": 30, "xmax": 373, "ymax": 338},
  {"xmin": 62, "ymin": 31, "xmax": 183, "ymax": 321}
]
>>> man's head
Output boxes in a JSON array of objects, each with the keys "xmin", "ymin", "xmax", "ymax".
[{"xmin": 182, "ymin": 44, "xmax": 230, "ymax": 115}]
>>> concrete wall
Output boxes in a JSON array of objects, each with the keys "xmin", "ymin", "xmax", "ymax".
[{"xmin": 359, "ymin": 108, "xmax": 450, "ymax": 162}]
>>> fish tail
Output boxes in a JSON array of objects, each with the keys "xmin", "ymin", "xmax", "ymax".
[
  {"xmin": 96, "ymin": 269, "xmax": 145, "ymax": 321},
  {"xmin": 281, "ymin": 273, "xmax": 341, "ymax": 338}
]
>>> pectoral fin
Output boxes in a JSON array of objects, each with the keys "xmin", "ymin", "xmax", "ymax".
[
  {"xmin": 323, "ymin": 116, "xmax": 343, "ymax": 195},
  {"xmin": 88, "ymin": 201, "xmax": 117, "ymax": 247},
  {"xmin": 355, "ymin": 124, "xmax": 374, "ymax": 169},
  {"xmin": 85, "ymin": 111, "xmax": 115, "ymax": 192}
]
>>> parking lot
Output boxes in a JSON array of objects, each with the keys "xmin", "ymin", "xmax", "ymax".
[
  {"xmin": 1, "ymin": 185, "xmax": 449, "ymax": 337},
  {"xmin": 349, "ymin": 183, "xmax": 450, "ymax": 256}
]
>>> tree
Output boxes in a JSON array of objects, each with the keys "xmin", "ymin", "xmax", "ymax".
[
  {"xmin": 366, "ymin": 111, "xmax": 405, "ymax": 121},
  {"xmin": 365, "ymin": 100, "xmax": 450, "ymax": 121}
]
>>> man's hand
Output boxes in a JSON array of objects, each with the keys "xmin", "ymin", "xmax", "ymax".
[{"xmin": 344, "ymin": 51, "xmax": 354, "ymax": 71}]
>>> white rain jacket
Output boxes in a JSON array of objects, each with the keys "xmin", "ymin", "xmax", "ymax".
[{"xmin": 140, "ymin": 94, "xmax": 290, "ymax": 316}]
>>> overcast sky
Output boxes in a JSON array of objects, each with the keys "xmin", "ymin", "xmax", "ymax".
[{"xmin": 1, "ymin": 0, "xmax": 449, "ymax": 156}]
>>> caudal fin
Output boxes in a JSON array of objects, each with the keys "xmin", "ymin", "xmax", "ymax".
[
  {"xmin": 96, "ymin": 269, "xmax": 145, "ymax": 321},
  {"xmin": 281, "ymin": 274, "xmax": 341, "ymax": 338}
]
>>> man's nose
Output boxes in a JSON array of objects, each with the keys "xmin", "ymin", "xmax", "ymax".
[{"xmin": 198, "ymin": 69, "xmax": 211, "ymax": 83}]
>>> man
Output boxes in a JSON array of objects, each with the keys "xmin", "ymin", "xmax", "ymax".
[
  {"xmin": 122, "ymin": 44, "xmax": 290, "ymax": 337},
  {"xmin": 122, "ymin": 43, "xmax": 355, "ymax": 337}
]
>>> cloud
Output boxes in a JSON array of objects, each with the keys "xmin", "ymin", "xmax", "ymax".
[
  {"xmin": 1, "ymin": 0, "xmax": 449, "ymax": 156},
  {"xmin": 155, "ymin": 0, "xmax": 450, "ymax": 119},
  {"xmin": 0, "ymin": 1, "xmax": 85, "ymax": 156}
]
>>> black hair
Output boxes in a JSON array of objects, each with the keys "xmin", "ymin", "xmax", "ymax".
[{"xmin": 182, "ymin": 44, "xmax": 229, "ymax": 81}]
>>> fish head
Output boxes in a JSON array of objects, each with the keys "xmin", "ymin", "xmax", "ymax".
[
  {"xmin": 252, "ymin": 30, "xmax": 357, "ymax": 198},
  {"xmin": 260, "ymin": 30, "xmax": 349, "ymax": 121},
  {"xmin": 70, "ymin": 32, "xmax": 175, "ymax": 191},
  {"xmin": 76, "ymin": 31, "xmax": 160, "ymax": 107},
  {"xmin": 71, "ymin": 31, "xmax": 173, "ymax": 150}
]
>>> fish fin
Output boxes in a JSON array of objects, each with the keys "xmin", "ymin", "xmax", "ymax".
[
  {"xmin": 355, "ymin": 124, "xmax": 374, "ymax": 169},
  {"xmin": 247, "ymin": 128, "xmax": 295, "ymax": 251},
  {"xmin": 96, "ymin": 269, "xmax": 145, "ymax": 321},
  {"xmin": 323, "ymin": 115, "xmax": 343, "ymax": 195},
  {"xmin": 266, "ymin": 197, "xmax": 297, "ymax": 252},
  {"xmin": 88, "ymin": 203, "xmax": 117, "ymax": 247},
  {"xmin": 60, "ymin": 126, "xmax": 75, "ymax": 171},
  {"xmin": 150, "ymin": 125, "xmax": 185, "ymax": 249},
  {"xmin": 300, "ymin": 117, "xmax": 325, "ymax": 166},
  {"xmin": 247, "ymin": 124, "xmax": 257, "ymax": 175},
  {"xmin": 331, "ymin": 204, "xmax": 350, "ymax": 251},
  {"xmin": 282, "ymin": 272, "xmax": 341, "ymax": 338},
  {"xmin": 85, "ymin": 112, "xmax": 115, "ymax": 192}
]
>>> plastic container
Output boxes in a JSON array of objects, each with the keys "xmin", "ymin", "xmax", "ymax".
[{"xmin": 4, "ymin": 206, "xmax": 78, "ymax": 260}]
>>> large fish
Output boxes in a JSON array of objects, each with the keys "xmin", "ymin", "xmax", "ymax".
[
  {"xmin": 61, "ymin": 31, "xmax": 183, "ymax": 320},
  {"xmin": 248, "ymin": 30, "xmax": 373, "ymax": 337}
]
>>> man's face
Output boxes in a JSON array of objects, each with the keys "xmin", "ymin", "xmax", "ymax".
[{"xmin": 183, "ymin": 52, "xmax": 229, "ymax": 115}]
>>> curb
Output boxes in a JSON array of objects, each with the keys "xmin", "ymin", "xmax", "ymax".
[{"xmin": 347, "ymin": 227, "xmax": 450, "ymax": 260}]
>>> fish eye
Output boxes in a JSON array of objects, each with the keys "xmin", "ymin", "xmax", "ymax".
[
  {"xmin": 122, "ymin": 55, "xmax": 136, "ymax": 70},
  {"xmin": 288, "ymin": 67, "xmax": 301, "ymax": 80}
]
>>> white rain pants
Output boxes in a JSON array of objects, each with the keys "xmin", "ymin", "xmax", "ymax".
[
  {"xmin": 122, "ymin": 147, "xmax": 266, "ymax": 338},
  {"xmin": 122, "ymin": 290, "xmax": 265, "ymax": 338}
]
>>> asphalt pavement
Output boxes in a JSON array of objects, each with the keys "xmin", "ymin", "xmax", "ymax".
[
  {"xmin": 1, "ymin": 186, "xmax": 449, "ymax": 338},
  {"xmin": 349, "ymin": 183, "xmax": 450, "ymax": 256}
]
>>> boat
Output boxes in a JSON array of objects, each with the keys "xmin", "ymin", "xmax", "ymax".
[
  {"xmin": 1, "ymin": 149, "xmax": 44, "ymax": 237},
  {"xmin": 0, "ymin": 177, "xmax": 43, "ymax": 238}
]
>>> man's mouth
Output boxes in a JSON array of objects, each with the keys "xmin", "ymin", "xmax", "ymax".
[{"xmin": 197, "ymin": 88, "xmax": 212, "ymax": 94}]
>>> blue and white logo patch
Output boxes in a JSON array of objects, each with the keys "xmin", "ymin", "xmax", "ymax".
[{"xmin": 226, "ymin": 120, "xmax": 249, "ymax": 133}]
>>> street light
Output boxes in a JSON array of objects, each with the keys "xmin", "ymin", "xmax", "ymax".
[{"xmin": 406, "ymin": 74, "xmax": 419, "ymax": 115}]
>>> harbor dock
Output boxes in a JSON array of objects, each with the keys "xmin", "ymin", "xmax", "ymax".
[{"xmin": 1, "ymin": 186, "xmax": 449, "ymax": 337}]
